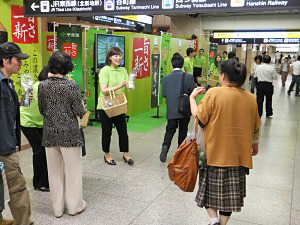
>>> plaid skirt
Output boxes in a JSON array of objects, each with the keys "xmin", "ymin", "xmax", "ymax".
[{"xmin": 195, "ymin": 161, "xmax": 247, "ymax": 212}]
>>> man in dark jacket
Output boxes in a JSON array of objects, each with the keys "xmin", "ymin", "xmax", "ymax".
[
  {"xmin": 0, "ymin": 42, "xmax": 33, "ymax": 225},
  {"xmin": 160, "ymin": 53, "xmax": 196, "ymax": 162}
]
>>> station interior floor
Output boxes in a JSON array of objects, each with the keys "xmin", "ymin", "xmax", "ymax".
[{"xmin": 3, "ymin": 76, "xmax": 300, "ymax": 225}]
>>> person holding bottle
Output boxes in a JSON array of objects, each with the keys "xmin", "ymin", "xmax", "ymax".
[
  {"xmin": 98, "ymin": 47, "xmax": 134, "ymax": 166},
  {"xmin": 20, "ymin": 66, "xmax": 50, "ymax": 192}
]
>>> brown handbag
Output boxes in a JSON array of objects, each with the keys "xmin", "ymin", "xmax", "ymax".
[{"xmin": 168, "ymin": 119, "xmax": 199, "ymax": 192}]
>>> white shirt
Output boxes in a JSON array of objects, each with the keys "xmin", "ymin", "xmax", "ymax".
[
  {"xmin": 256, "ymin": 63, "xmax": 278, "ymax": 83},
  {"xmin": 282, "ymin": 64, "xmax": 288, "ymax": 72},
  {"xmin": 291, "ymin": 61, "xmax": 300, "ymax": 75},
  {"xmin": 275, "ymin": 52, "xmax": 281, "ymax": 60}
]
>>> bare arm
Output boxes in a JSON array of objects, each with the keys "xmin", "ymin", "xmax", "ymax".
[
  {"xmin": 100, "ymin": 81, "xmax": 127, "ymax": 94},
  {"xmin": 190, "ymin": 87, "xmax": 206, "ymax": 118}
]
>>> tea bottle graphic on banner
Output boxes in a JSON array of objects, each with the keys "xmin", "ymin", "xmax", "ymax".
[
  {"xmin": 0, "ymin": 22, "xmax": 8, "ymax": 44},
  {"xmin": 151, "ymin": 37, "xmax": 160, "ymax": 108}
]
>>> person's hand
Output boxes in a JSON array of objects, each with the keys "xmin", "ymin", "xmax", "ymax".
[
  {"xmin": 190, "ymin": 87, "xmax": 206, "ymax": 99},
  {"xmin": 252, "ymin": 143, "xmax": 259, "ymax": 156},
  {"xmin": 118, "ymin": 81, "xmax": 128, "ymax": 89}
]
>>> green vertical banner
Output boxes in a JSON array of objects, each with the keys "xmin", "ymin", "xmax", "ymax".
[
  {"xmin": 57, "ymin": 25, "xmax": 82, "ymax": 89},
  {"xmin": 208, "ymin": 43, "xmax": 218, "ymax": 78},
  {"xmin": 85, "ymin": 28, "xmax": 107, "ymax": 111},
  {"xmin": 160, "ymin": 33, "xmax": 172, "ymax": 78},
  {"xmin": 159, "ymin": 33, "xmax": 171, "ymax": 104}
]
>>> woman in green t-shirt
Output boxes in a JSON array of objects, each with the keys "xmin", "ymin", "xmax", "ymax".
[
  {"xmin": 20, "ymin": 66, "xmax": 49, "ymax": 192},
  {"xmin": 208, "ymin": 54, "xmax": 222, "ymax": 87},
  {"xmin": 98, "ymin": 47, "xmax": 134, "ymax": 166}
]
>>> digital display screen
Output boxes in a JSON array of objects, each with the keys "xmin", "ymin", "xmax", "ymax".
[{"xmin": 95, "ymin": 34, "xmax": 125, "ymax": 70}]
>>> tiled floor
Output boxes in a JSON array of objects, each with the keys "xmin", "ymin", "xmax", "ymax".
[{"xmin": 3, "ymin": 76, "xmax": 300, "ymax": 225}]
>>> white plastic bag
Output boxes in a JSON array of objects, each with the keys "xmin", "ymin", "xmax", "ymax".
[{"xmin": 21, "ymin": 74, "xmax": 34, "ymax": 107}]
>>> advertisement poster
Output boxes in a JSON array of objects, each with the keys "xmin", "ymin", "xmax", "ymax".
[
  {"xmin": 132, "ymin": 37, "xmax": 150, "ymax": 79},
  {"xmin": 11, "ymin": 5, "xmax": 39, "ymax": 44},
  {"xmin": 57, "ymin": 25, "xmax": 82, "ymax": 88},
  {"xmin": 160, "ymin": 33, "xmax": 171, "ymax": 78},
  {"xmin": 208, "ymin": 43, "xmax": 218, "ymax": 77},
  {"xmin": 151, "ymin": 37, "xmax": 160, "ymax": 108},
  {"xmin": 46, "ymin": 35, "xmax": 55, "ymax": 51},
  {"xmin": 95, "ymin": 34, "xmax": 125, "ymax": 70},
  {"xmin": 86, "ymin": 28, "xmax": 107, "ymax": 111}
]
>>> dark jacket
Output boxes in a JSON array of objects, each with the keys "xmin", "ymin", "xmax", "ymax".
[
  {"xmin": 38, "ymin": 77, "xmax": 86, "ymax": 147},
  {"xmin": 0, "ymin": 71, "xmax": 21, "ymax": 155},
  {"xmin": 162, "ymin": 70, "xmax": 196, "ymax": 119}
]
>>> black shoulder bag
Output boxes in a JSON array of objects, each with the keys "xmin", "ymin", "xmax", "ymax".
[{"xmin": 178, "ymin": 72, "xmax": 191, "ymax": 116}]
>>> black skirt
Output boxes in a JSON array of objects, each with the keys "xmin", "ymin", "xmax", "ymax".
[{"xmin": 195, "ymin": 161, "xmax": 247, "ymax": 212}]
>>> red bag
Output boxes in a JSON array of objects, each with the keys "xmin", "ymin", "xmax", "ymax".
[{"xmin": 168, "ymin": 119, "xmax": 199, "ymax": 192}]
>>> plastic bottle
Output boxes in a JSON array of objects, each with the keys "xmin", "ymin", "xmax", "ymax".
[{"xmin": 128, "ymin": 70, "xmax": 137, "ymax": 89}]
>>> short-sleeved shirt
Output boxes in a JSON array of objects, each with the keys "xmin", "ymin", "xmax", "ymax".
[
  {"xmin": 194, "ymin": 55, "xmax": 205, "ymax": 68},
  {"xmin": 97, "ymin": 65, "xmax": 128, "ymax": 110},
  {"xmin": 210, "ymin": 63, "xmax": 219, "ymax": 77},
  {"xmin": 197, "ymin": 86, "xmax": 261, "ymax": 169},
  {"xmin": 292, "ymin": 61, "xmax": 300, "ymax": 75},
  {"xmin": 184, "ymin": 57, "xmax": 194, "ymax": 74},
  {"xmin": 20, "ymin": 82, "xmax": 43, "ymax": 128}
]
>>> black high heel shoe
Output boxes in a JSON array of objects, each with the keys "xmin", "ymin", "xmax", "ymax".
[
  {"xmin": 104, "ymin": 156, "xmax": 116, "ymax": 165},
  {"xmin": 123, "ymin": 156, "xmax": 134, "ymax": 165}
]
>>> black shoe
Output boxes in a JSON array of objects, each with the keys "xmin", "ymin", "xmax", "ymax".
[
  {"xmin": 104, "ymin": 156, "xmax": 116, "ymax": 165},
  {"xmin": 123, "ymin": 156, "xmax": 134, "ymax": 165},
  {"xmin": 35, "ymin": 187, "xmax": 50, "ymax": 192},
  {"xmin": 160, "ymin": 146, "xmax": 168, "ymax": 163},
  {"xmin": 287, "ymin": 90, "xmax": 291, "ymax": 96},
  {"xmin": 266, "ymin": 113, "xmax": 273, "ymax": 118}
]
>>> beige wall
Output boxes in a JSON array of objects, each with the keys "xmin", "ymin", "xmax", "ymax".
[{"xmin": 202, "ymin": 13, "xmax": 300, "ymax": 31}]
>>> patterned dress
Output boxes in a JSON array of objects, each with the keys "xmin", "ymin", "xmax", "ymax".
[{"xmin": 38, "ymin": 77, "xmax": 86, "ymax": 147}]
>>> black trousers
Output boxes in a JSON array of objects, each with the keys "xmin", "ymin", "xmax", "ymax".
[
  {"xmin": 99, "ymin": 110, "xmax": 129, "ymax": 153},
  {"xmin": 288, "ymin": 74, "xmax": 300, "ymax": 95},
  {"xmin": 162, "ymin": 117, "xmax": 190, "ymax": 150},
  {"xmin": 21, "ymin": 126, "xmax": 49, "ymax": 189},
  {"xmin": 193, "ymin": 67, "xmax": 202, "ymax": 86},
  {"xmin": 256, "ymin": 82, "xmax": 274, "ymax": 117}
]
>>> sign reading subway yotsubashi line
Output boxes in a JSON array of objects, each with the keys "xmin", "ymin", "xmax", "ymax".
[{"xmin": 24, "ymin": 0, "xmax": 300, "ymax": 17}]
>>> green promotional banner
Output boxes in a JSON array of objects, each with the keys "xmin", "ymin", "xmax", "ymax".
[
  {"xmin": 86, "ymin": 28, "xmax": 107, "ymax": 111},
  {"xmin": 160, "ymin": 33, "xmax": 172, "ymax": 78},
  {"xmin": 208, "ymin": 43, "xmax": 218, "ymax": 77},
  {"xmin": 57, "ymin": 25, "xmax": 82, "ymax": 89}
]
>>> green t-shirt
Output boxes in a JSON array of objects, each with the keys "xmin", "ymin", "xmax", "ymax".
[
  {"xmin": 222, "ymin": 57, "xmax": 228, "ymax": 61},
  {"xmin": 20, "ymin": 82, "xmax": 43, "ymax": 128},
  {"xmin": 97, "ymin": 65, "xmax": 129, "ymax": 110},
  {"xmin": 194, "ymin": 55, "xmax": 205, "ymax": 68},
  {"xmin": 184, "ymin": 57, "xmax": 194, "ymax": 74},
  {"xmin": 210, "ymin": 63, "xmax": 220, "ymax": 77}
]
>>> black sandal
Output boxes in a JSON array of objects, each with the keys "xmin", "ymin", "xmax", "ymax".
[{"xmin": 104, "ymin": 156, "xmax": 116, "ymax": 165}]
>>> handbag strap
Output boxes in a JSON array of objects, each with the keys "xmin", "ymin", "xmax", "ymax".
[
  {"xmin": 194, "ymin": 118, "xmax": 199, "ymax": 134},
  {"xmin": 180, "ymin": 72, "xmax": 186, "ymax": 96}
]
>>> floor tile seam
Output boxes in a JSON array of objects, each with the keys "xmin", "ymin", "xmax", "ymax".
[
  {"xmin": 253, "ymin": 161, "xmax": 295, "ymax": 170},
  {"xmin": 128, "ymin": 183, "xmax": 172, "ymax": 225},
  {"xmin": 246, "ymin": 183, "xmax": 293, "ymax": 194},
  {"xmin": 290, "ymin": 118, "xmax": 299, "ymax": 225},
  {"xmin": 87, "ymin": 190, "xmax": 152, "ymax": 204},
  {"xmin": 230, "ymin": 218, "xmax": 263, "ymax": 225}
]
